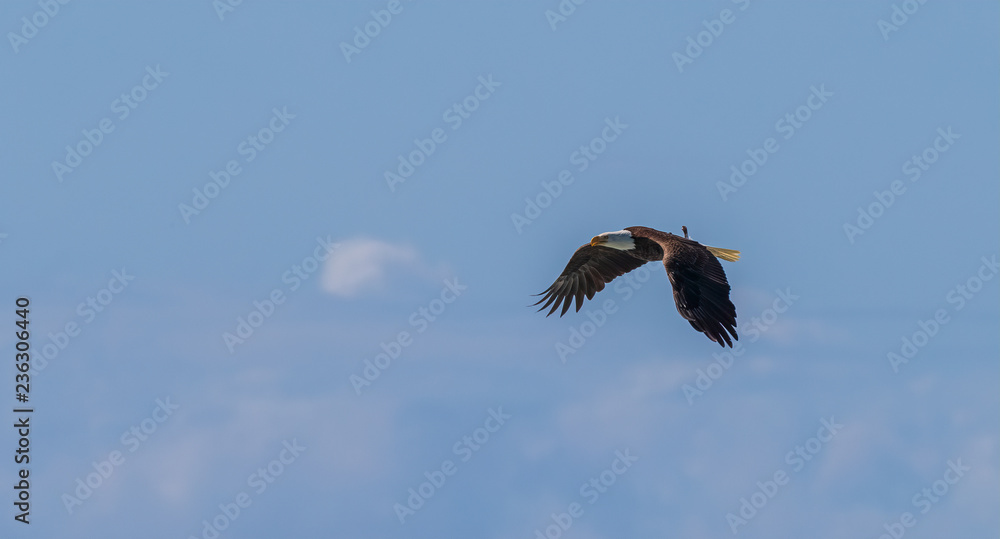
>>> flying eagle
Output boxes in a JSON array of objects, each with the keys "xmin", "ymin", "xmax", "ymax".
[{"xmin": 533, "ymin": 226, "xmax": 741, "ymax": 347}]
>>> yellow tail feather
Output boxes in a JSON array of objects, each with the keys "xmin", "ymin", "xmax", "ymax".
[{"xmin": 706, "ymin": 246, "xmax": 741, "ymax": 262}]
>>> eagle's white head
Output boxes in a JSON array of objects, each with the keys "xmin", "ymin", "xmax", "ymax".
[{"xmin": 590, "ymin": 229, "xmax": 635, "ymax": 251}]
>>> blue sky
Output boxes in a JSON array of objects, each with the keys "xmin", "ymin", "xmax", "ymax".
[{"xmin": 1, "ymin": 1, "xmax": 997, "ymax": 538}]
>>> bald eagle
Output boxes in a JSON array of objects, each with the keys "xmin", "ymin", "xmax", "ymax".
[{"xmin": 533, "ymin": 226, "xmax": 741, "ymax": 347}]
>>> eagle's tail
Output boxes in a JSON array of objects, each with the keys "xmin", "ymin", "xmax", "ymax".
[{"xmin": 706, "ymin": 246, "xmax": 740, "ymax": 262}]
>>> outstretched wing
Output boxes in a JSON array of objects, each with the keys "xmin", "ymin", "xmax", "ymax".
[
  {"xmin": 664, "ymin": 247, "xmax": 738, "ymax": 347},
  {"xmin": 534, "ymin": 245, "xmax": 648, "ymax": 317}
]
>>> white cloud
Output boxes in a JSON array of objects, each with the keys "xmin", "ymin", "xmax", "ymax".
[
  {"xmin": 321, "ymin": 238, "xmax": 421, "ymax": 297},
  {"xmin": 134, "ymin": 376, "xmax": 400, "ymax": 509}
]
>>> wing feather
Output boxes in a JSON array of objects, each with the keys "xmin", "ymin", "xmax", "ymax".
[
  {"xmin": 534, "ymin": 245, "xmax": 648, "ymax": 317},
  {"xmin": 664, "ymin": 247, "xmax": 738, "ymax": 347}
]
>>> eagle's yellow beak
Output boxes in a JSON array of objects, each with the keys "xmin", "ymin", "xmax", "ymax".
[{"xmin": 590, "ymin": 236, "xmax": 605, "ymax": 247}]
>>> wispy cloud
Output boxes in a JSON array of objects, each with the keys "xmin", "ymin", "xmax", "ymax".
[
  {"xmin": 135, "ymin": 379, "xmax": 399, "ymax": 509},
  {"xmin": 321, "ymin": 238, "xmax": 423, "ymax": 297}
]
